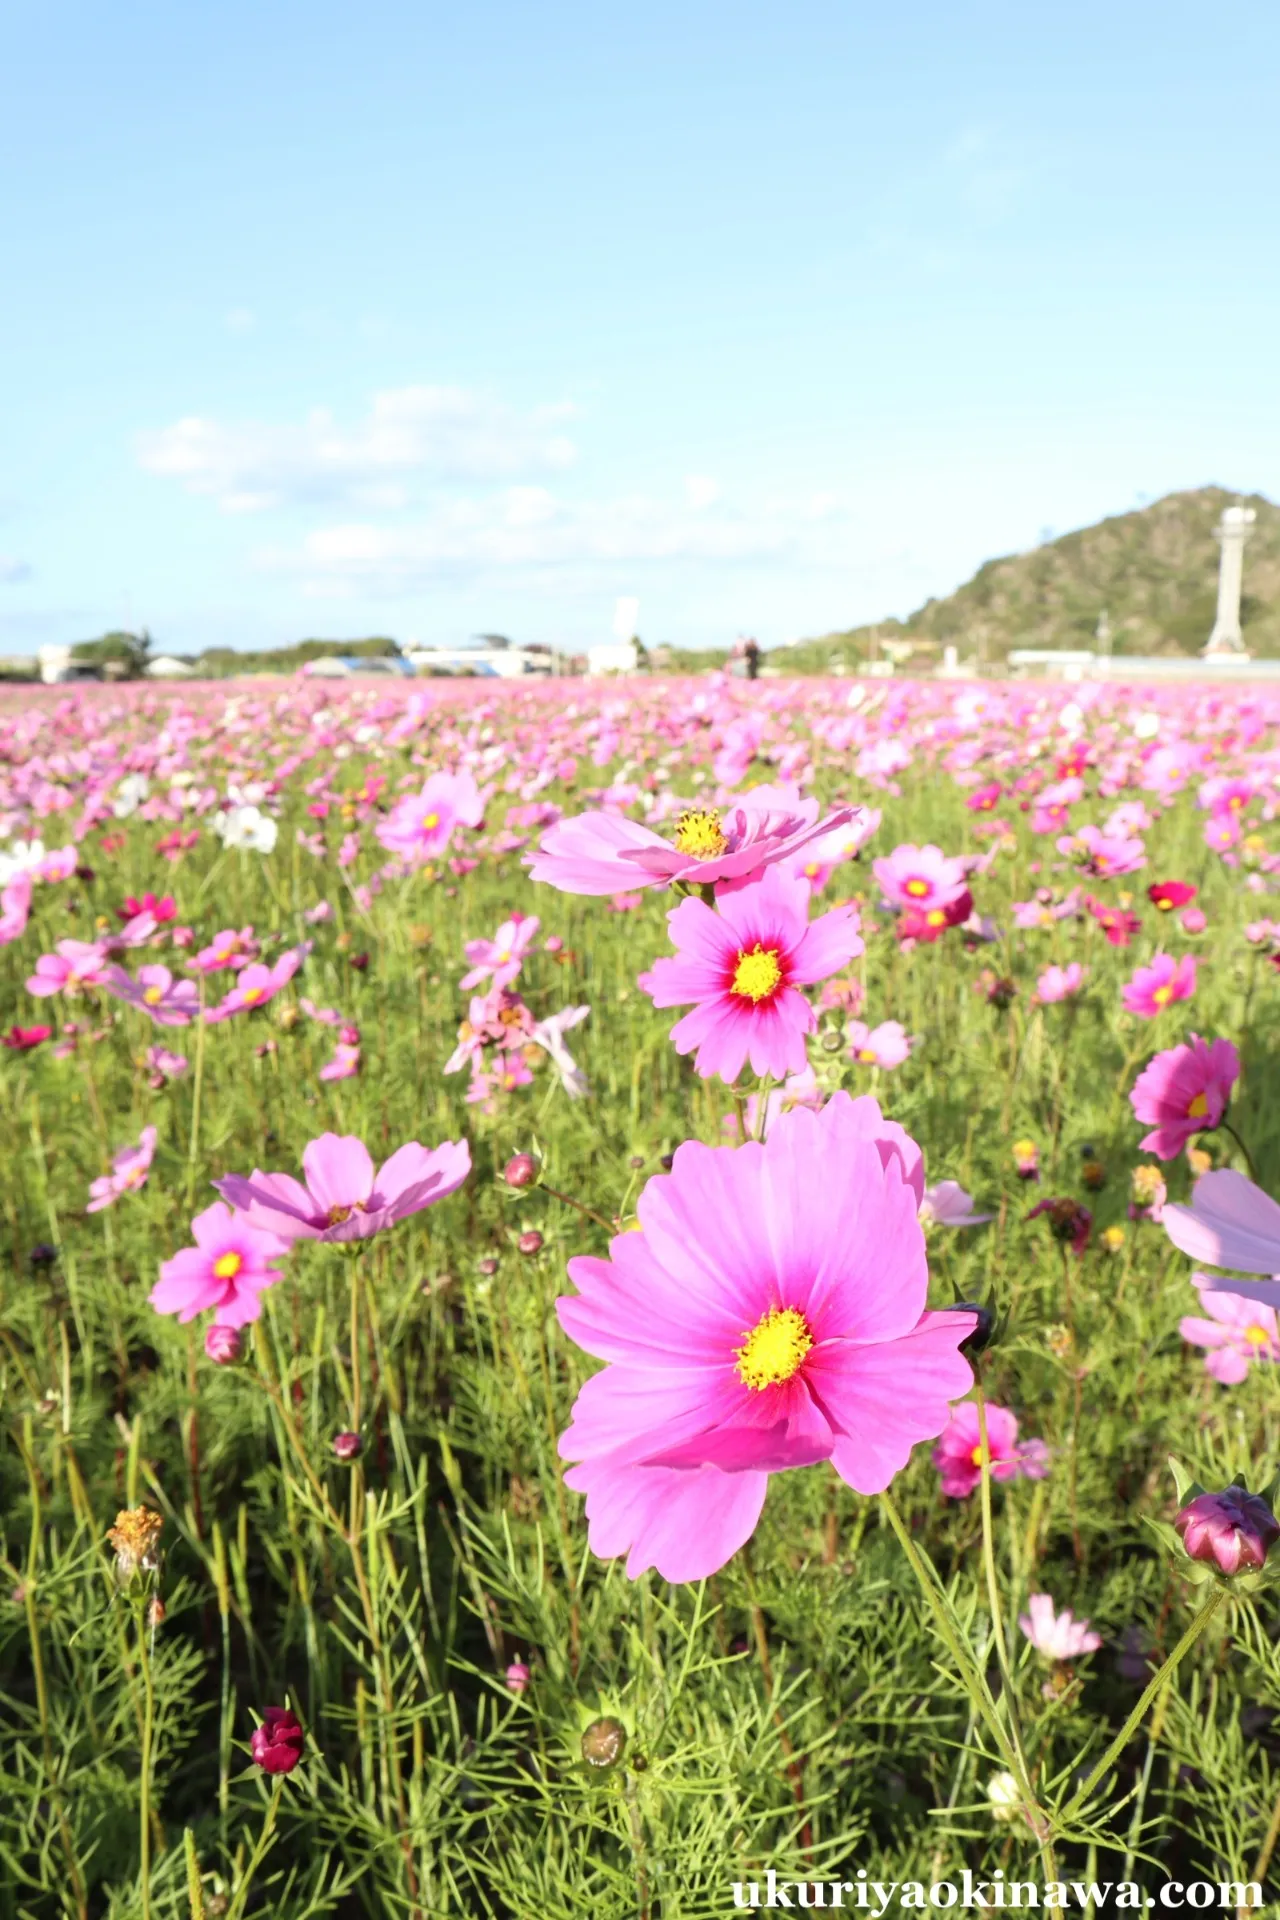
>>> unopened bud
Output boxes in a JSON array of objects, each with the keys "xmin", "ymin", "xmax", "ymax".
[
  {"xmin": 516, "ymin": 1230, "xmax": 544, "ymax": 1256},
  {"xmin": 503, "ymin": 1153, "xmax": 539, "ymax": 1189},
  {"xmin": 952, "ymin": 1300, "xmax": 996, "ymax": 1356},
  {"xmin": 204, "ymin": 1323, "xmax": 243, "ymax": 1366},
  {"xmin": 581, "ymin": 1717, "xmax": 627, "ymax": 1770},
  {"xmin": 332, "ymin": 1431, "xmax": 362, "ymax": 1462},
  {"xmin": 1176, "ymin": 1486, "xmax": 1280, "ymax": 1577}
]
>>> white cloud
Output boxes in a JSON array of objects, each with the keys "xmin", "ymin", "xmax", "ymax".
[
  {"xmin": 684, "ymin": 474, "xmax": 720, "ymax": 510},
  {"xmin": 137, "ymin": 386, "xmax": 579, "ymax": 512},
  {"xmin": 0, "ymin": 556, "xmax": 32, "ymax": 584}
]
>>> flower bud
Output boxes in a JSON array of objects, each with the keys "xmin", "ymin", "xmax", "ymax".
[
  {"xmin": 251, "ymin": 1706, "xmax": 305, "ymax": 1774},
  {"xmin": 204, "ymin": 1323, "xmax": 243, "ymax": 1366},
  {"xmin": 505, "ymin": 1659, "xmax": 531, "ymax": 1695},
  {"xmin": 332, "ymin": 1430, "xmax": 362, "ymax": 1462},
  {"xmin": 1175, "ymin": 1486, "xmax": 1280, "ymax": 1577},
  {"xmin": 503, "ymin": 1153, "xmax": 539, "ymax": 1189},
  {"xmin": 516, "ymin": 1230, "xmax": 544, "ymax": 1256},
  {"xmin": 477, "ymin": 1256, "xmax": 499, "ymax": 1277},
  {"xmin": 581, "ymin": 1716, "xmax": 627, "ymax": 1770},
  {"xmin": 952, "ymin": 1300, "xmax": 996, "ymax": 1356}
]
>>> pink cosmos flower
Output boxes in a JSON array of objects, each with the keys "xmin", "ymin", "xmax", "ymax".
[
  {"xmin": 86, "ymin": 1125, "xmax": 158, "ymax": 1213},
  {"xmin": 555, "ymin": 1092, "xmax": 977, "ymax": 1581},
  {"xmin": 192, "ymin": 927, "xmax": 259, "ymax": 974},
  {"xmin": 1058, "ymin": 824, "xmax": 1146, "ymax": 878},
  {"xmin": 638, "ymin": 864, "xmax": 862, "ymax": 1084},
  {"xmin": 26, "ymin": 940, "xmax": 110, "ymax": 998},
  {"xmin": 149, "ymin": 1203, "xmax": 291, "ymax": 1328},
  {"xmin": 1180, "ymin": 1272, "xmax": 1280, "ymax": 1384},
  {"xmin": 319, "ymin": 1041, "xmax": 361, "ymax": 1081},
  {"xmin": 303, "ymin": 899, "xmax": 334, "ymax": 924},
  {"xmin": 1018, "ymin": 1594, "xmax": 1101, "ymax": 1660},
  {"xmin": 744, "ymin": 1065, "xmax": 827, "ymax": 1139},
  {"xmin": 1130, "ymin": 1035, "xmax": 1240, "ymax": 1160},
  {"xmin": 102, "ymin": 963, "xmax": 199, "ymax": 1026},
  {"xmin": 205, "ymin": 946, "xmax": 309, "ymax": 1024},
  {"xmin": 847, "ymin": 1019, "xmax": 913, "ymax": 1069},
  {"xmin": 3, "ymin": 1024, "xmax": 53, "ymax": 1050},
  {"xmin": 1161, "ymin": 1170, "xmax": 1280, "ymax": 1305},
  {"xmin": 527, "ymin": 782, "xmax": 859, "ymax": 896},
  {"xmin": 933, "ymin": 1401, "xmax": 1049, "ymax": 1499},
  {"xmin": 375, "ymin": 770, "xmax": 486, "ymax": 865},
  {"xmin": 919, "ymin": 1181, "xmax": 994, "ymax": 1228},
  {"xmin": 460, "ymin": 913, "xmax": 541, "ymax": 990},
  {"xmin": 1121, "ymin": 951, "xmax": 1197, "ymax": 1019},
  {"xmin": 0, "ymin": 872, "xmax": 32, "ymax": 947},
  {"xmin": 215, "ymin": 1131, "xmax": 471, "ymax": 1244},
  {"xmin": 872, "ymin": 843, "xmax": 969, "ymax": 913},
  {"xmin": 146, "ymin": 1044, "xmax": 189, "ymax": 1081},
  {"xmin": 1034, "ymin": 963, "xmax": 1086, "ymax": 1004}
]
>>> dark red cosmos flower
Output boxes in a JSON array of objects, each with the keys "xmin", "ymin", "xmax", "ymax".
[
  {"xmin": 2, "ymin": 1026, "xmax": 53, "ymax": 1051},
  {"xmin": 250, "ymin": 1706, "xmax": 305, "ymax": 1774},
  {"xmin": 117, "ymin": 892, "xmax": 177, "ymax": 923},
  {"xmin": 1148, "ymin": 881, "xmax": 1197, "ymax": 913}
]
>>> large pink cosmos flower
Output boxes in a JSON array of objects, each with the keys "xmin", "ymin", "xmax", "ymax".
[
  {"xmin": 1120, "ymin": 951, "xmax": 1197, "ymax": 1019},
  {"xmin": 933, "ymin": 1401, "xmax": 1049, "ymax": 1499},
  {"xmin": 638, "ymin": 864, "xmax": 862, "ymax": 1083},
  {"xmin": 149, "ymin": 1203, "xmax": 291, "ymax": 1328},
  {"xmin": 26, "ymin": 940, "xmax": 110, "ymax": 998},
  {"xmin": 205, "ymin": 946, "xmax": 309, "ymax": 1024},
  {"xmin": 460, "ymin": 913, "xmax": 541, "ymax": 991},
  {"xmin": 215, "ymin": 1131, "xmax": 471, "ymax": 1244},
  {"xmin": 102, "ymin": 963, "xmax": 200, "ymax": 1027},
  {"xmin": 872, "ymin": 842, "xmax": 969, "ymax": 913},
  {"xmin": 526, "ymin": 782, "xmax": 859, "ymax": 896},
  {"xmin": 1161, "ymin": 1170, "xmax": 1280, "ymax": 1306},
  {"xmin": 86, "ymin": 1125, "xmax": 158, "ymax": 1213},
  {"xmin": 376, "ymin": 770, "xmax": 486, "ymax": 865},
  {"xmin": 555, "ymin": 1092, "xmax": 977, "ymax": 1582},
  {"xmin": 1180, "ymin": 1272, "xmax": 1280, "ymax": 1384},
  {"xmin": 1130, "ymin": 1035, "xmax": 1240, "ymax": 1160},
  {"xmin": 0, "ymin": 872, "xmax": 32, "ymax": 947}
]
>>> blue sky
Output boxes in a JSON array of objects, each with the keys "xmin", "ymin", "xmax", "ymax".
[{"xmin": 3, "ymin": 1, "xmax": 1278, "ymax": 656}]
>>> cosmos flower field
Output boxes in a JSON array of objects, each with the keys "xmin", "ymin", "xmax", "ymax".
[{"xmin": 4, "ymin": 671, "xmax": 1280, "ymax": 1918}]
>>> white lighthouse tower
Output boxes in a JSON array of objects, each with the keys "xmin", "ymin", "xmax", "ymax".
[{"xmin": 1202, "ymin": 505, "xmax": 1256, "ymax": 657}]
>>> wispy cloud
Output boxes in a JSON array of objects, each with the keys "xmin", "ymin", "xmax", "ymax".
[{"xmin": 137, "ymin": 386, "xmax": 579, "ymax": 512}]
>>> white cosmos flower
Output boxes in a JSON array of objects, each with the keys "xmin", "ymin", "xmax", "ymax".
[
  {"xmin": 0, "ymin": 838, "xmax": 46, "ymax": 886},
  {"xmin": 213, "ymin": 804, "xmax": 278, "ymax": 853},
  {"xmin": 112, "ymin": 775, "xmax": 150, "ymax": 818},
  {"xmin": 531, "ymin": 1005, "xmax": 591, "ymax": 1099}
]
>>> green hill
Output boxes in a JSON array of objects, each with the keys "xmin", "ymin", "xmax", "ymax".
[{"xmin": 801, "ymin": 486, "xmax": 1280, "ymax": 669}]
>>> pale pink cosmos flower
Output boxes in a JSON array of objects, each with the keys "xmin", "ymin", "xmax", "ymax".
[
  {"xmin": 376, "ymin": 770, "xmax": 486, "ymax": 865},
  {"xmin": 86, "ymin": 1125, "xmax": 158, "ymax": 1213},
  {"xmin": 205, "ymin": 946, "xmax": 309, "ymax": 1024},
  {"xmin": 1034, "ymin": 963, "xmax": 1086, "ymax": 1004},
  {"xmin": 919, "ymin": 1181, "xmax": 994, "ymax": 1228},
  {"xmin": 1018, "ymin": 1594, "xmax": 1101, "ymax": 1661},
  {"xmin": 26, "ymin": 940, "xmax": 110, "ymax": 998},
  {"xmin": 146, "ymin": 1044, "xmax": 189, "ymax": 1081},
  {"xmin": 529, "ymin": 1004, "xmax": 591, "ymax": 1099},
  {"xmin": 1162, "ymin": 1170, "xmax": 1280, "ymax": 1307},
  {"xmin": 1121, "ymin": 951, "xmax": 1197, "ymax": 1020},
  {"xmin": 555, "ymin": 1092, "xmax": 977, "ymax": 1581},
  {"xmin": 215, "ymin": 1131, "xmax": 471, "ymax": 1243},
  {"xmin": 1180, "ymin": 1272, "xmax": 1280, "ymax": 1383},
  {"xmin": 319, "ymin": 1042, "xmax": 361, "ymax": 1082},
  {"xmin": 527, "ymin": 782, "xmax": 859, "ymax": 896},
  {"xmin": 0, "ymin": 872, "xmax": 32, "ymax": 947},
  {"xmin": 149, "ymin": 1203, "xmax": 291, "ymax": 1328},
  {"xmin": 303, "ymin": 900, "xmax": 334, "ymax": 924},
  {"xmin": 192, "ymin": 927, "xmax": 260, "ymax": 974},
  {"xmin": 872, "ymin": 843, "xmax": 969, "ymax": 913},
  {"xmin": 460, "ymin": 913, "xmax": 541, "ymax": 991},
  {"xmin": 639, "ymin": 864, "xmax": 862, "ymax": 1084},
  {"xmin": 1057, "ymin": 824, "xmax": 1146, "ymax": 878},
  {"xmin": 848, "ymin": 1019, "xmax": 913, "ymax": 1070},
  {"xmin": 1130, "ymin": 1035, "xmax": 1239, "ymax": 1160},
  {"xmin": 102, "ymin": 963, "xmax": 199, "ymax": 1026},
  {"xmin": 933, "ymin": 1401, "xmax": 1049, "ymax": 1499}
]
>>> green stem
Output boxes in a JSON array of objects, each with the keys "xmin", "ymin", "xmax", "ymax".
[
  {"xmin": 1220, "ymin": 1119, "xmax": 1260, "ymax": 1185},
  {"xmin": 975, "ymin": 1388, "xmax": 1033, "ymax": 1788},
  {"xmin": 138, "ymin": 1607, "xmax": 155, "ymax": 1920},
  {"xmin": 539, "ymin": 1180, "xmax": 616, "ymax": 1234},
  {"xmin": 225, "ymin": 1775, "xmax": 284, "ymax": 1920},
  {"xmin": 1058, "ymin": 1583, "xmax": 1227, "ymax": 1827},
  {"xmin": 185, "ymin": 979, "xmax": 207, "ymax": 1209}
]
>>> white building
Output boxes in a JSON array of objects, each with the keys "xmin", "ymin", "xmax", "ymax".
[{"xmin": 585, "ymin": 640, "xmax": 639, "ymax": 676}]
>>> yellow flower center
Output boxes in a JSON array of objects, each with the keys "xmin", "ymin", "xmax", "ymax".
[
  {"xmin": 421, "ymin": 810, "xmax": 440, "ymax": 830},
  {"xmin": 327, "ymin": 1204, "xmax": 354, "ymax": 1225},
  {"xmin": 1152, "ymin": 985, "xmax": 1172, "ymax": 1006},
  {"xmin": 730, "ymin": 944, "xmax": 783, "ymax": 1002},
  {"xmin": 1246, "ymin": 1325, "xmax": 1270, "ymax": 1347},
  {"xmin": 736, "ymin": 1307, "xmax": 812, "ymax": 1391},
  {"xmin": 496, "ymin": 949, "xmax": 511, "ymax": 963},
  {"xmin": 904, "ymin": 877, "xmax": 930, "ymax": 898},
  {"xmin": 857, "ymin": 1048, "xmax": 878, "ymax": 1062},
  {"xmin": 1187, "ymin": 1091, "xmax": 1208, "ymax": 1118},
  {"xmin": 242, "ymin": 986, "xmax": 264, "ymax": 1004},
  {"xmin": 925, "ymin": 908, "xmax": 947, "ymax": 927},
  {"xmin": 213, "ymin": 1252, "xmax": 242, "ymax": 1280},
  {"xmin": 1155, "ymin": 897, "xmax": 1173, "ymax": 910},
  {"xmin": 969, "ymin": 1443, "xmax": 987, "ymax": 1467},
  {"xmin": 143, "ymin": 985, "xmax": 164, "ymax": 1005},
  {"xmin": 1013, "ymin": 1138, "xmax": 1037, "ymax": 1159},
  {"xmin": 673, "ymin": 808, "xmax": 728, "ymax": 859}
]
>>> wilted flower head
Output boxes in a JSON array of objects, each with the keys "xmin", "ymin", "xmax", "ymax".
[
  {"xmin": 1026, "ymin": 1196, "xmax": 1093, "ymax": 1256},
  {"xmin": 107, "ymin": 1507, "xmax": 163, "ymax": 1587}
]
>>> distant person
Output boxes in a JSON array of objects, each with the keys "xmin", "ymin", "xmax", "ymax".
[{"xmin": 744, "ymin": 637, "xmax": 760, "ymax": 681}]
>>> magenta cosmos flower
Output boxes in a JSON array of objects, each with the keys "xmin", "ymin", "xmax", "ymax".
[
  {"xmin": 86, "ymin": 1125, "xmax": 157, "ymax": 1213},
  {"xmin": 460, "ymin": 913, "xmax": 541, "ymax": 991},
  {"xmin": 149, "ymin": 1203, "xmax": 291, "ymax": 1328},
  {"xmin": 526, "ymin": 782, "xmax": 859, "ymax": 896},
  {"xmin": 1180, "ymin": 1272, "xmax": 1280, "ymax": 1384},
  {"xmin": 1121, "ymin": 951, "xmax": 1197, "ymax": 1019},
  {"xmin": 205, "ymin": 946, "xmax": 308, "ymax": 1024},
  {"xmin": 872, "ymin": 842, "xmax": 969, "ymax": 913},
  {"xmin": 638, "ymin": 864, "xmax": 862, "ymax": 1083},
  {"xmin": 1018, "ymin": 1594, "xmax": 1101, "ymax": 1661},
  {"xmin": 1162, "ymin": 1171, "xmax": 1280, "ymax": 1307},
  {"xmin": 26, "ymin": 940, "xmax": 110, "ymax": 998},
  {"xmin": 555, "ymin": 1092, "xmax": 977, "ymax": 1582},
  {"xmin": 933, "ymin": 1401, "xmax": 1049, "ymax": 1499},
  {"xmin": 1130, "ymin": 1035, "xmax": 1240, "ymax": 1160},
  {"xmin": 103, "ymin": 963, "xmax": 199, "ymax": 1027},
  {"xmin": 376, "ymin": 770, "xmax": 485, "ymax": 865},
  {"xmin": 215, "ymin": 1131, "xmax": 471, "ymax": 1243}
]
